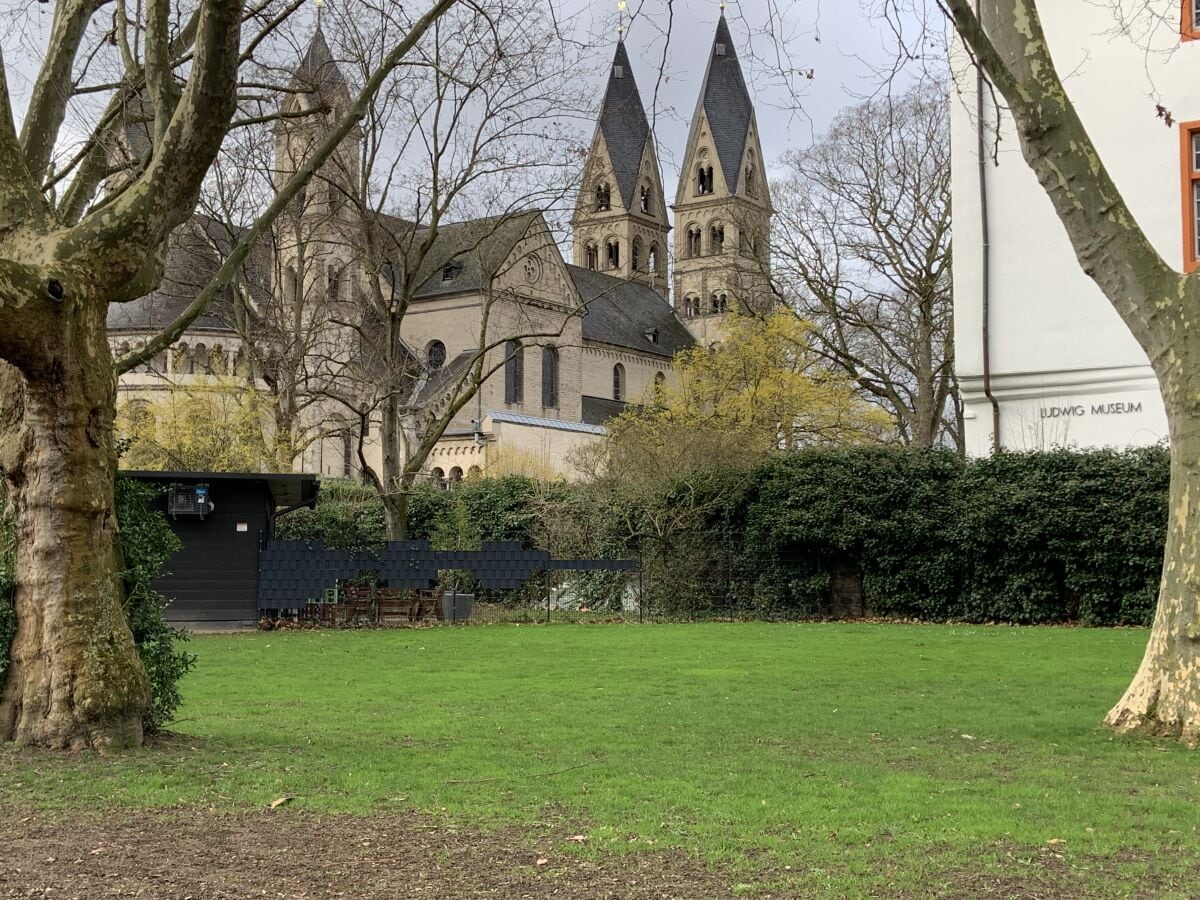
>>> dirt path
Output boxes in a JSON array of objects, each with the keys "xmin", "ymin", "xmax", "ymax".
[{"xmin": 0, "ymin": 808, "xmax": 727, "ymax": 899}]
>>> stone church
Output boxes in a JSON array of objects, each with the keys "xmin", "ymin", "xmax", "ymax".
[{"xmin": 109, "ymin": 16, "xmax": 773, "ymax": 482}]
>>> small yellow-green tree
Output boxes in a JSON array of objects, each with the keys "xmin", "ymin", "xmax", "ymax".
[
  {"xmin": 117, "ymin": 380, "xmax": 275, "ymax": 474},
  {"xmin": 605, "ymin": 312, "xmax": 891, "ymax": 483}
]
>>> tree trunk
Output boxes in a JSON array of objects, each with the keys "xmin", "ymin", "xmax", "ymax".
[
  {"xmin": 380, "ymin": 392, "xmax": 406, "ymax": 541},
  {"xmin": 1105, "ymin": 410, "xmax": 1200, "ymax": 746},
  {"xmin": 0, "ymin": 312, "xmax": 149, "ymax": 751}
]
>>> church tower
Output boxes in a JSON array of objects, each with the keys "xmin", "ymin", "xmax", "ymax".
[
  {"xmin": 271, "ymin": 27, "xmax": 364, "ymax": 330},
  {"xmin": 673, "ymin": 15, "xmax": 772, "ymax": 343},
  {"xmin": 572, "ymin": 40, "xmax": 670, "ymax": 295},
  {"xmin": 274, "ymin": 27, "xmax": 363, "ymax": 232}
]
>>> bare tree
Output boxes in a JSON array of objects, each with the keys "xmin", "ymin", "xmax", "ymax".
[
  {"xmin": 301, "ymin": 0, "xmax": 591, "ymax": 539},
  {"xmin": 0, "ymin": 0, "xmax": 457, "ymax": 750},
  {"xmin": 912, "ymin": 0, "xmax": 1200, "ymax": 743},
  {"xmin": 774, "ymin": 78, "xmax": 959, "ymax": 449}
]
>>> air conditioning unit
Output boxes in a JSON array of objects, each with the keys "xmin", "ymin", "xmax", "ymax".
[{"xmin": 168, "ymin": 483, "xmax": 214, "ymax": 519}]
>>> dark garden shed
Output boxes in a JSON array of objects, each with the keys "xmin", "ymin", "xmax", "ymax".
[{"xmin": 125, "ymin": 471, "xmax": 320, "ymax": 629}]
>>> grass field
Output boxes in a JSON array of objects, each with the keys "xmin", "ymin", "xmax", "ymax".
[{"xmin": 3, "ymin": 623, "xmax": 1198, "ymax": 896}]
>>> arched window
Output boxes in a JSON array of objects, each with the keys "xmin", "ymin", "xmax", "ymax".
[
  {"xmin": 648, "ymin": 243, "xmax": 659, "ymax": 275},
  {"xmin": 504, "ymin": 339, "xmax": 523, "ymax": 404},
  {"xmin": 697, "ymin": 164, "xmax": 714, "ymax": 195},
  {"xmin": 467, "ymin": 465, "xmax": 482, "ymax": 480},
  {"xmin": 211, "ymin": 344, "xmax": 227, "ymax": 375},
  {"xmin": 595, "ymin": 182, "xmax": 611, "ymax": 211},
  {"xmin": 585, "ymin": 242, "xmax": 599, "ymax": 270},
  {"xmin": 653, "ymin": 371, "xmax": 666, "ymax": 397},
  {"xmin": 640, "ymin": 185, "xmax": 653, "ymax": 214},
  {"xmin": 612, "ymin": 363, "xmax": 626, "ymax": 401},
  {"xmin": 631, "ymin": 237, "xmax": 643, "ymax": 272},
  {"xmin": 687, "ymin": 227, "xmax": 702, "ymax": 258},
  {"xmin": 745, "ymin": 150, "xmax": 757, "ymax": 197},
  {"xmin": 606, "ymin": 239, "xmax": 620, "ymax": 269},
  {"xmin": 284, "ymin": 264, "xmax": 298, "ymax": 300},
  {"xmin": 710, "ymin": 292, "xmax": 721, "ymax": 314},
  {"xmin": 717, "ymin": 293, "xmax": 729, "ymax": 313},
  {"xmin": 194, "ymin": 343, "xmax": 211, "ymax": 374},
  {"xmin": 449, "ymin": 466, "xmax": 464, "ymax": 487},
  {"xmin": 541, "ymin": 345, "xmax": 559, "ymax": 408},
  {"xmin": 431, "ymin": 467, "xmax": 447, "ymax": 489},
  {"xmin": 427, "ymin": 340, "xmax": 447, "ymax": 370},
  {"xmin": 709, "ymin": 223, "xmax": 725, "ymax": 254}
]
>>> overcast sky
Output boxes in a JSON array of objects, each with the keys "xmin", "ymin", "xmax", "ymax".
[
  {"xmin": 0, "ymin": 0, "xmax": 934, "ymax": 207},
  {"xmin": 573, "ymin": 0, "xmax": 933, "ymax": 182}
]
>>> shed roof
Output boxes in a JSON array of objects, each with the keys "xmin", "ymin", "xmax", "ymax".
[{"xmin": 123, "ymin": 471, "xmax": 320, "ymax": 508}]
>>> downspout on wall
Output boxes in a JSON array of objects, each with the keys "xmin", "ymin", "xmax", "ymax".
[{"xmin": 975, "ymin": 20, "xmax": 1002, "ymax": 454}]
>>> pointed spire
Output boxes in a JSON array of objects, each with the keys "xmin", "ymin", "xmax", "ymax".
[
  {"xmin": 699, "ymin": 14, "xmax": 754, "ymax": 193},
  {"xmin": 597, "ymin": 40, "xmax": 652, "ymax": 212},
  {"xmin": 290, "ymin": 25, "xmax": 350, "ymax": 109}
]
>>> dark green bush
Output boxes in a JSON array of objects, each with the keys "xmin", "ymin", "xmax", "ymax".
[
  {"xmin": 273, "ymin": 448, "xmax": 1173, "ymax": 626},
  {"xmin": 0, "ymin": 479, "xmax": 193, "ymax": 733}
]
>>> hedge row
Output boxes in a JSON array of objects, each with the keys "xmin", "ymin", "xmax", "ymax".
[
  {"xmin": 282, "ymin": 446, "xmax": 1170, "ymax": 626},
  {"xmin": 737, "ymin": 446, "xmax": 1168, "ymax": 625}
]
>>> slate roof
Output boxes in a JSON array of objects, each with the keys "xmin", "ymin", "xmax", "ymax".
[
  {"xmin": 290, "ymin": 27, "xmax": 351, "ymax": 108},
  {"xmin": 375, "ymin": 210, "xmax": 542, "ymax": 301},
  {"xmin": 106, "ymin": 215, "xmax": 269, "ymax": 334},
  {"xmin": 566, "ymin": 265, "xmax": 695, "ymax": 359},
  {"xmin": 699, "ymin": 15, "xmax": 754, "ymax": 194},
  {"xmin": 581, "ymin": 395, "xmax": 628, "ymax": 426},
  {"xmin": 414, "ymin": 349, "xmax": 478, "ymax": 405},
  {"xmin": 597, "ymin": 41, "xmax": 652, "ymax": 212}
]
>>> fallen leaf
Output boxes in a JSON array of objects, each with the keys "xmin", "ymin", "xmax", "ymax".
[
  {"xmin": 269, "ymin": 796, "xmax": 294, "ymax": 810},
  {"xmin": 535, "ymin": 857, "xmax": 549, "ymax": 866},
  {"xmin": 960, "ymin": 734, "xmax": 975, "ymax": 741},
  {"xmin": 1046, "ymin": 838, "xmax": 1066, "ymax": 846},
  {"xmin": 566, "ymin": 834, "xmax": 588, "ymax": 843}
]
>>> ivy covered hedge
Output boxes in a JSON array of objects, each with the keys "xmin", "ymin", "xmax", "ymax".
[
  {"xmin": 0, "ymin": 479, "xmax": 194, "ymax": 733},
  {"xmin": 739, "ymin": 446, "xmax": 1168, "ymax": 624}
]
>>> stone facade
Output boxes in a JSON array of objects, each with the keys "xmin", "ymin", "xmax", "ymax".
[{"xmin": 109, "ymin": 17, "xmax": 772, "ymax": 483}]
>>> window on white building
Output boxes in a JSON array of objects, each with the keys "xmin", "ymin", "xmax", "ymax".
[{"xmin": 1185, "ymin": 125, "xmax": 1200, "ymax": 271}]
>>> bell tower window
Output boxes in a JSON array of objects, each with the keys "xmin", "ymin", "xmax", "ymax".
[
  {"xmin": 632, "ymin": 237, "xmax": 642, "ymax": 272},
  {"xmin": 595, "ymin": 182, "xmax": 611, "ymax": 211},
  {"xmin": 697, "ymin": 164, "xmax": 714, "ymax": 195},
  {"xmin": 640, "ymin": 185, "xmax": 652, "ymax": 214},
  {"xmin": 606, "ymin": 239, "xmax": 620, "ymax": 269},
  {"xmin": 686, "ymin": 227, "xmax": 702, "ymax": 258},
  {"xmin": 585, "ymin": 242, "xmax": 598, "ymax": 270},
  {"xmin": 710, "ymin": 223, "xmax": 725, "ymax": 254}
]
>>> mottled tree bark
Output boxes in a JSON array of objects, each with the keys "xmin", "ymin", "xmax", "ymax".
[
  {"xmin": 944, "ymin": 0, "xmax": 1200, "ymax": 743},
  {"xmin": 1104, "ymin": 403, "xmax": 1200, "ymax": 745},
  {"xmin": 0, "ymin": 309, "xmax": 147, "ymax": 750}
]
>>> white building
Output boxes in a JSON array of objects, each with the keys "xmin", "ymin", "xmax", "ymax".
[{"xmin": 950, "ymin": 2, "xmax": 1200, "ymax": 454}]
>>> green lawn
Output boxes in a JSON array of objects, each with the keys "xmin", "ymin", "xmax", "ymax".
[{"xmin": 3, "ymin": 623, "xmax": 1197, "ymax": 896}]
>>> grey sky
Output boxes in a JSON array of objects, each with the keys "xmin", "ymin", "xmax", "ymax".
[
  {"xmin": 573, "ymin": 0, "xmax": 930, "ymax": 182},
  {"xmin": 0, "ymin": 1, "xmax": 929, "ymax": 201}
]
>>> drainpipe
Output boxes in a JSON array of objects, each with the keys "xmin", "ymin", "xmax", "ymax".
[{"xmin": 976, "ymin": 3, "xmax": 1002, "ymax": 454}]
